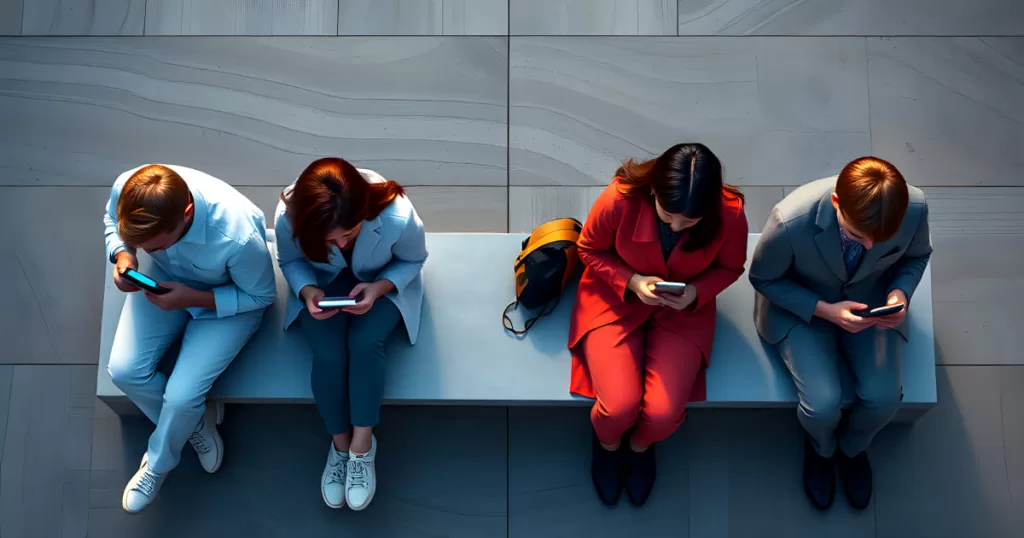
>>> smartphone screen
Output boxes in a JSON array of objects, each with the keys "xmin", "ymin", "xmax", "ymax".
[
  {"xmin": 318, "ymin": 297, "xmax": 358, "ymax": 309},
  {"xmin": 125, "ymin": 269, "xmax": 158, "ymax": 288}
]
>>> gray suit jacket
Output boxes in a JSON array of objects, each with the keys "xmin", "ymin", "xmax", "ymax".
[{"xmin": 749, "ymin": 177, "xmax": 932, "ymax": 344}]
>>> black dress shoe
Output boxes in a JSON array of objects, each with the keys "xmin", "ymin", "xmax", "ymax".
[
  {"xmin": 837, "ymin": 450, "xmax": 873, "ymax": 509},
  {"xmin": 802, "ymin": 437, "xmax": 835, "ymax": 510},
  {"xmin": 625, "ymin": 443, "xmax": 656, "ymax": 506},
  {"xmin": 591, "ymin": 432, "xmax": 624, "ymax": 505}
]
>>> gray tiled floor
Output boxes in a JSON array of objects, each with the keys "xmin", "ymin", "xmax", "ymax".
[
  {"xmin": 1, "ymin": 2, "xmax": 1023, "ymax": 537},
  {"xmin": 145, "ymin": 0, "xmax": 340, "ymax": 36},
  {"xmin": 0, "ymin": 37, "xmax": 508, "ymax": 187},
  {"xmin": 509, "ymin": 37, "xmax": 871, "ymax": 187},
  {"xmin": 676, "ymin": 0, "xmax": 1024, "ymax": 36}
]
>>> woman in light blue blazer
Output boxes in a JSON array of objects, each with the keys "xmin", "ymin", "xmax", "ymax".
[{"xmin": 275, "ymin": 157, "xmax": 427, "ymax": 511}]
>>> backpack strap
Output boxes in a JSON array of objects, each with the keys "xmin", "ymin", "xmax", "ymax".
[{"xmin": 502, "ymin": 295, "xmax": 561, "ymax": 336}]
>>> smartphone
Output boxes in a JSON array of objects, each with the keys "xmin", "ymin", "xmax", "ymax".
[
  {"xmin": 653, "ymin": 281, "xmax": 687, "ymax": 295},
  {"xmin": 122, "ymin": 268, "xmax": 171, "ymax": 295},
  {"xmin": 318, "ymin": 297, "xmax": 358, "ymax": 309},
  {"xmin": 853, "ymin": 303, "xmax": 905, "ymax": 318}
]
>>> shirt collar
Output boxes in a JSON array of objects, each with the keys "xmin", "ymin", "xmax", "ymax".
[{"xmin": 179, "ymin": 188, "xmax": 207, "ymax": 245}]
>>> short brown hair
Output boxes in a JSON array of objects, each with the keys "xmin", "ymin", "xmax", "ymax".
[
  {"xmin": 117, "ymin": 165, "xmax": 190, "ymax": 247},
  {"xmin": 835, "ymin": 156, "xmax": 908, "ymax": 243},
  {"xmin": 282, "ymin": 158, "xmax": 405, "ymax": 263}
]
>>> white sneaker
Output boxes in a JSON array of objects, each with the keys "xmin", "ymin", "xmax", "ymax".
[
  {"xmin": 321, "ymin": 442, "xmax": 349, "ymax": 508},
  {"xmin": 346, "ymin": 435, "xmax": 378, "ymax": 511},
  {"xmin": 122, "ymin": 454, "xmax": 165, "ymax": 514},
  {"xmin": 188, "ymin": 408, "xmax": 223, "ymax": 474}
]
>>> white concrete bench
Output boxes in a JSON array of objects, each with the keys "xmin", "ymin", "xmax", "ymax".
[{"xmin": 96, "ymin": 232, "xmax": 937, "ymax": 422}]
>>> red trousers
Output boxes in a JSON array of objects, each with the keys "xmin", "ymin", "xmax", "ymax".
[{"xmin": 582, "ymin": 317, "xmax": 703, "ymax": 448}]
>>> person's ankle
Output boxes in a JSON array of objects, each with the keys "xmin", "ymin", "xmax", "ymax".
[
  {"xmin": 350, "ymin": 435, "xmax": 372, "ymax": 455},
  {"xmin": 332, "ymin": 437, "xmax": 351, "ymax": 453},
  {"xmin": 628, "ymin": 436, "xmax": 650, "ymax": 453}
]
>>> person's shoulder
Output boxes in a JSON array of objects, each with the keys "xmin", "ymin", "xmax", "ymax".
[
  {"xmin": 906, "ymin": 183, "xmax": 927, "ymax": 208},
  {"xmin": 379, "ymin": 192, "xmax": 417, "ymax": 225},
  {"xmin": 773, "ymin": 177, "xmax": 833, "ymax": 224},
  {"xmin": 358, "ymin": 168, "xmax": 387, "ymax": 184},
  {"xmin": 722, "ymin": 188, "xmax": 744, "ymax": 219}
]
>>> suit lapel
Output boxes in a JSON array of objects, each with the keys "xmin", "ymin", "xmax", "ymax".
[
  {"xmin": 632, "ymin": 198, "xmax": 668, "ymax": 274},
  {"xmin": 351, "ymin": 216, "xmax": 382, "ymax": 275},
  {"xmin": 813, "ymin": 192, "xmax": 849, "ymax": 282}
]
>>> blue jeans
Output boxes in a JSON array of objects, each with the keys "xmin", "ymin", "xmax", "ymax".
[
  {"xmin": 294, "ymin": 270, "xmax": 401, "ymax": 435},
  {"xmin": 777, "ymin": 322, "xmax": 903, "ymax": 458}
]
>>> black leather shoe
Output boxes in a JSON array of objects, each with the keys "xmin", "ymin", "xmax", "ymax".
[
  {"xmin": 591, "ymin": 432, "xmax": 624, "ymax": 505},
  {"xmin": 625, "ymin": 443, "xmax": 656, "ymax": 506},
  {"xmin": 803, "ymin": 437, "xmax": 835, "ymax": 510},
  {"xmin": 837, "ymin": 450, "xmax": 873, "ymax": 509}
]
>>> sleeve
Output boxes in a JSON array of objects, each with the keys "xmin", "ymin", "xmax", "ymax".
[
  {"xmin": 576, "ymin": 187, "xmax": 635, "ymax": 299},
  {"xmin": 274, "ymin": 210, "xmax": 319, "ymax": 299},
  {"xmin": 688, "ymin": 207, "xmax": 749, "ymax": 311},
  {"xmin": 748, "ymin": 207, "xmax": 822, "ymax": 323},
  {"xmin": 376, "ymin": 210, "xmax": 428, "ymax": 293},
  {"xmin": 887, "ymin": 202, "xmax": 933, "ymax": 302},
  {"xmin": 103, "ymin": 181, "xmax": 136, "ymax": 263},
  {"xmin": 212, "ymin": 232, "xmax": 277, "ymax": 318}
]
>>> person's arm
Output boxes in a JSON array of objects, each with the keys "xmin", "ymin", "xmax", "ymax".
[
  {"xmin": 376, "ymin": 211, "xmax": 428, "ymax": 293},
  {"xmin": 886, "ymin": 202, "xmax": 932, "ymax": 302},
  {"xmin": 577, "ymin": 188, "xmax": 635, "ymax": 299},
  {"xmin": 687, "ymin": 207, "xmax": 748, "ymax": 311},
  {"xmin": 211, "ymin": 232, "xmax": 277, "ymax": 318},
  {"xmin": 748, "ymin": 208, "xmax": 822, "ymax": 323},
  {"xmin": 103, "ymin": 182, "xmax": 136, "ymax": 263},
  {"xmin": 274, "ymin": 210, "xmax": 319, "ymax": 299}
]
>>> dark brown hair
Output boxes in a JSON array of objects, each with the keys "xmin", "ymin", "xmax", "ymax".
[
  {"xmin": 834, "ymin": 156, "xmax": 908, "ymax": 243},
  {"xmin": 282, "ymin": 157, "xmax": 405, "ymax": 263},
  {"xmin": 617, "ymin": 143, "xmax": 743, "ymax": 251},
  {"xmin": 117, "ymin": 164, "xmax": 190, "ymax": 247}
]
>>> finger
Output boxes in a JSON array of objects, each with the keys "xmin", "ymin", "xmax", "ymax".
[{"xmin": 851, "ymin": 302, "xmax": 869, "ymax": 310}]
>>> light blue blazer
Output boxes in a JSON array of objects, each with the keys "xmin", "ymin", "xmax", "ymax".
[{"xmin": 274, "ymin": 169, "xmax": 428, "ymax": 344}]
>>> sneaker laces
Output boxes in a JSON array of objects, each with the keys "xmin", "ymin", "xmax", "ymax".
[
  {"xmin": 325, "ymin": 454, "xmax": 347, "ymax": 485},
  {"xmin": 347, "ymin": 459, "xmax": 367, "ymax": 488},
  {"xmin": 134, "ymin": 466, "xmax": 161, "ymax": 497},
  {"xmin": 188, "ymin": 429, "xmax": 211, "ymax": 454}
]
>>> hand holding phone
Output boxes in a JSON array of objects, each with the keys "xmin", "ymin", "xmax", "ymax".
[
  {"xmin": 121, "ymin": 268, "xmax": 171, "ymax": 295},
  {"xmin": 853, "ymin": 303, "xmax": 905, "ymax": 318},
  {"xmin": 318, "ymin": 297, "xmax": 358, "ymax": 309},
  {"xmin": 653, "ymin": 281, "xmax": 687, "ymax": 296}
]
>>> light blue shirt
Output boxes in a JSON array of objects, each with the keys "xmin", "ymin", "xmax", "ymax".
[{"xmin": 104, "ymin": 164, "xmax": 276, "ymax": 320}]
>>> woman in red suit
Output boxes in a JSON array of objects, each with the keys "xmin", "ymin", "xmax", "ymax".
[{"xmin": 569, "ymin": 143, "xmax": 748, "ymax": 506}]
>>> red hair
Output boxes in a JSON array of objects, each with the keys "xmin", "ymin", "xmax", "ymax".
[
  {"xmin": 117, "ymin": 165, "xmax": 190, "ymax": 247},
  {"xmin": 282, "ymin": 158, "xmax": 405, "ymax": 263},
  {"xmin": 835, "ymin": 156, "xmax": 909, "ymax": 242}
]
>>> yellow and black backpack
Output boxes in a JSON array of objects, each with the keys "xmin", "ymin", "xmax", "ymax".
[{"xmin": 502, "ymin": 218, "xmax": 582, "ymax": 335}]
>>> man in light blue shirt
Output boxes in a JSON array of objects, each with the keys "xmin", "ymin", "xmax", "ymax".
[{"xmin": 104, "ymin": 164, "xmax": 275, "ymax": 513}]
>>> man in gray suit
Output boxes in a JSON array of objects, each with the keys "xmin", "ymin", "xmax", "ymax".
[{"xmin": 749, "ymin": 157, "xmax": 932, "ymax": 511}]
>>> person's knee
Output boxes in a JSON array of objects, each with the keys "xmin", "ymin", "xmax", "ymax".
[
  {"xmin": 108, "ymin": 352, "xmax": 146, "ymax": 390},
  {"xmin": 642, "ymin": 397, "xmax": 687, "ymax": 431},
  {"xmin": 858, "ymin": 381, "xmax": 901, "ymax": 415},
  {"xmin": 800, "ymin": 384, "xmax": 843, "ymax": 422},
  {"xmin": 596, "ymin": 391, "xmax": 642, "ymax": 427}
]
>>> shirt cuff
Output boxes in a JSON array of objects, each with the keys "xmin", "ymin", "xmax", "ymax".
[
  {"xmin": 108, "ymin": 245, "xmax": 128, "ymax": 264},
  {"xmin": 213, "ymin": 285, "xmax": 238, "ymax": 318}
]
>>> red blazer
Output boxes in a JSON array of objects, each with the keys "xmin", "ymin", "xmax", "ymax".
[{"xmin": 568, "ymin": 179, "xmax": 749, "ymax": 399}]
